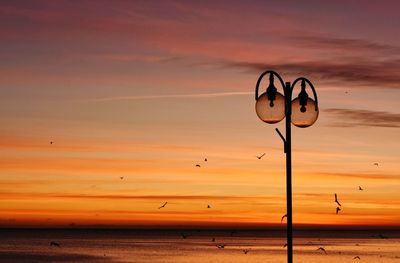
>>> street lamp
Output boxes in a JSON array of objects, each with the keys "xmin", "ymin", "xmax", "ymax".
[{"xmin": 255, "ymin": 70, "xmax": 319, "ymax": 263}]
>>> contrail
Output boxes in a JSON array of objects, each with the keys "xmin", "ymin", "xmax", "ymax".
[{"xmin": 85, "ymin": 91, "xmax": 252, "ymax": 102}]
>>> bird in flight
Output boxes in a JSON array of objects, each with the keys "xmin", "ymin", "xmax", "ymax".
[
  {"xmin": 374, "ymin": 162, "xmax": 379, "ymax": 166},
  {"xmin": 243, "ymin": 249, "xmax": 250, "ymax": 254},
  {"xmin": 181, "ymin": 233, "xmax": 187, "ymax": 239},
  {"xmin": 283, "ymin": 243, "xmax": 287, "ymax": 248},
  {"xmin": 216, "ymin": 244, "xmax": 226, "ymax": 249},
  {"xmin": 120, "ymin": 177, "xmax": 124, "ymax": 180},
  {"xmin": 158, "ymin": 202, "xmax": 168, "ymax": 209},
  {"xmin": 195, "ymin": 164, "xmax": 201, "ymax": 167},
  {"xmin": 50, "ymin": 241, "xmax": 60, "ymax": 247},
  {"xmin": 358, "ymin": 186, "xmax": 364, "ymax": 191},
  {"xmin": 207, "ymin": 204, "xmax": 211, "ymax": 208},
  {"xmin": 50, "ymin": 141, "xmax": 54, "ymax": 145},
  {"xmin": 316, "ymin": 247, "xmax": 327, "ymax": 254},
  {"xmin": 204, "ymin": 158, "xmax": 207, "ymax": 162},
  {"xmin": 334, "ymin": 193, "xmax": 342, "ymax": 206},
  {"xmin": 336, "ymin": 207, "xmax": 341, "ymax": 214},
  {"xmin": 281, "ymin": 214, "xmax": 287, "ymax": 223},
  {"xmin": 353, "ymin": 256, "xmax": 361, "ymax": 260},
  {"xmin": 256, "ymin": 153, "xmax": 266, "ymax": 159}
]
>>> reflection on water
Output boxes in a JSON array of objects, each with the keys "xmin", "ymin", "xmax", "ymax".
[{"xmin": 0, "ymin": 229, "xmax": 399, "ymax": 262}]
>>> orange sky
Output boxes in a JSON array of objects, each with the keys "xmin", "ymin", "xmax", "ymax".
[{"xmin": 0, "ymin": 0, "xmax": 399, "ymax": 228}]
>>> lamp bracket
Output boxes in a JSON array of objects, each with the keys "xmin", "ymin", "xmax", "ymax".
[{"xmin": 275, "ymin": 128, "xmax": 287, "ymax": 153}]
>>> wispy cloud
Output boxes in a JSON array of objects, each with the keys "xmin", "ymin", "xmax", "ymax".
[
  {"xmin": 84, "ymin": 91, "xmax": 252, "ymax": 102},
  {"xmin": 0, "ymin": 192, "xmax": 283, "ymax": 203},
  {"xmin": 92, "ymin": 54, "xmax": 183, "ymax": 63},
  {"xmin": 0, "ymin": 252, "xmax": 114, "ymax": 263},
  {"xmin": 223, "ymin": 59, "xmax": 400, "ymax": 89},
  {"xmin": 324, "ymin": 108, "xmax": 400, "ymax": 128},
  {"xmin": 286, "ymin": 33, "xmax": 400, "ymax": 55},
  {"xmin": 315, "ymin": 172, "xmax": 399, "ymax": 180}
]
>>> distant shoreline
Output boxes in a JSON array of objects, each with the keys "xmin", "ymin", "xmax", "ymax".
[
  {"xmin": 0, "ymin": 228, "xmax": 399, "ymax": 238},
  {"xmin": 1, "ymin": 223, "xmax": 399, "ymax": 231}
]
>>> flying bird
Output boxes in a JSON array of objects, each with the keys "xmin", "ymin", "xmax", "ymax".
[
  {"xmin": 283, "ymin": 243, "xmax": 287, "ymax": 248},
  {"xmin": 353, "ymin": 256, "xmax": 361, "ymax": 260},
  {"xmin": 120, "ymin": 177, "xmax": 124, "ymax": 180},
  {"xmin": 316, "ymin": 247, "xmax": 327, "ymax": 254},
  {"xmin": 216, "ymin": 244, "xmax": 226, "ymax": 249},
  {"xmin": 158, "ymin": 202, "xmax": 168, "ymax": 209},
  {"xmin": 50, "ymin": 141, "xmax": 54, "ymax": 145},
  {"xmin": 195, "ymin": 164, "xmax": 201, "ymax": 167},
  {"xmin": 256, "ymin": 153, "xmax": 266, "ymax": 159},
  {"xmin": 243, "ymin": 249, "xmax": 250, "ymax": 254},
  {"xmin": 204, "ymin": 158, "xmax": 207, "ymax": 162},
  {"xmin": 336, "ymin": 207, "xmax": 341, "ymax": 214},
  {"xmin": 181, "ymin": 233, "xmax": 187, "ymax": 239},
  {"xmin": 207, "ymin": 205, "xmax": 211, "ymax": 208},
  {"xmin": 358, "ymin": 186, "xmax": 363, "ymax": 191},
  {"xmin": 334, "ymin": 193, "xmax": 342, "ymax": 206},
  {"xmin": 281, "ymin": 214, "xmax": 287, "ymax": 223},
  {"xmin": 50, "ymin": 241, "xmax": 60, "ymax": 247},
  {"xmin": 374, "ymin": 163, "xmax": 379, "ymax": 166}
]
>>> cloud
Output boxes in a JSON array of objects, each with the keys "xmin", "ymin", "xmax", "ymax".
[
  {"xmin": 0, "ymin": 252, "xmax": 119, "ymax": 263},
  {"xmin": 286, "ymin": 33, "xmax": 400, "ymax": 55},
  {"xmin": 324, "ymin": 108, "xmax": 400, "ymax": 128},
  {"xmin": 53, "ymin": 194, "xmax": 283, "ymax": 202},
  {"xmin": 315, "ymin": 172, "xmax": 399, "ymax": 180},
  {"xmin": 222, "ymin": 58, "xmax": 400, "ymax": 89},
  {"xmin": 221, "ymin": 32, "xmax": 400, "ymax": 89},
  {"xmin": 0, "ymin": 192, "xmax": 282, "ymax": 202},
  {"xmin": 84, "ymin": 91, "xmax": 252, "ymax": 102}
]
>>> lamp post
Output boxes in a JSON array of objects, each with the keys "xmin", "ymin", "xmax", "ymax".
[{"xmin": 255, "ymin": 70, "xmax": 319, "ymax": 263}]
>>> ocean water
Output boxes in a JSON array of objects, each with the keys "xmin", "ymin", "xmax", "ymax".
[{"xmin": 0, "ymin": 229, "xmax": 399, "ymax": 262}]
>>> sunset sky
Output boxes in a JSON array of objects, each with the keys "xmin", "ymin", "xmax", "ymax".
[{"xmin": 0, "ymin": 0, "xmax": 399, "ymax": 228}]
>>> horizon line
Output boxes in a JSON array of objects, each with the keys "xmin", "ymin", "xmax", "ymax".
[{"xmin": 2, "ymin": 224, "xmax": 399, "ymax": 230}]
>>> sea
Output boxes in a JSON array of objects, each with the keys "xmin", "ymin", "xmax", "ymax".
[{"xmin": 0, "ymin": 229, "xmax": 399, "ymax": 262}]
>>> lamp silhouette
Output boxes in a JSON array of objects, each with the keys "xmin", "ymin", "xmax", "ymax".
[{"xmin": 255, "ymin": 70, "xmax": 319, "ymax": 263}]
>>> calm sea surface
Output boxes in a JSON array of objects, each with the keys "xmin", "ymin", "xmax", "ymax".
[{"xmin": 0, "ymin": 229, "xmax": 399, "ymax": 262}]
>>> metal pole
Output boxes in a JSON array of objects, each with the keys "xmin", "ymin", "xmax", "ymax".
[{"xmin": 285, "ymin": 81, "xmax": 293, "ymax": 263}]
